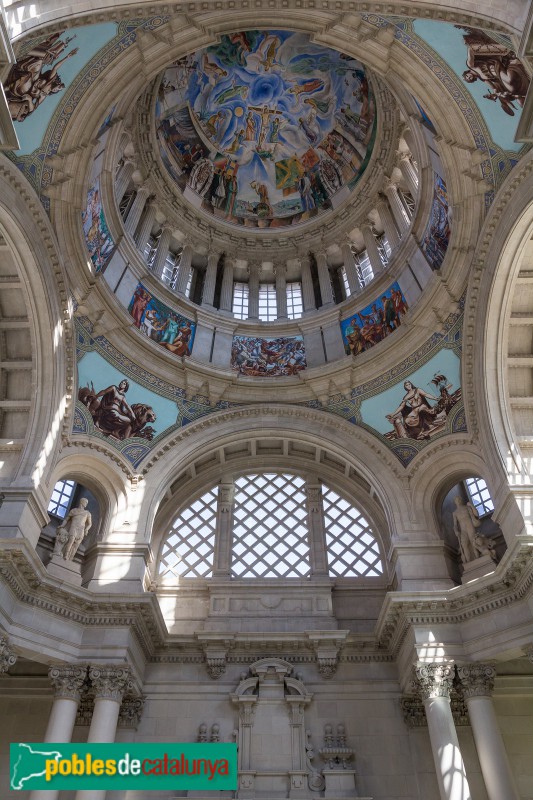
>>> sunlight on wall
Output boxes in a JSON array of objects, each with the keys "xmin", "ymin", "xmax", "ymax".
[{"xmin": 32, "ymin": 395, "xmax": 66, "ymax": 486}]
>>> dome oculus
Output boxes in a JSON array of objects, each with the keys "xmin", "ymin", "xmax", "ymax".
[{"xmin": 155, "ymin": 30, "xmax": 376, "ymax": 229}]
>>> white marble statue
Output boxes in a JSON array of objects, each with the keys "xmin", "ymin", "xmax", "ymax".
[
  {"xmin": 453, "ymin": 496, "xmax": 497, "ymax": 564},
  {"xmin": 54, "ymin": 498, "xmax": 92, "ymax": 561}
]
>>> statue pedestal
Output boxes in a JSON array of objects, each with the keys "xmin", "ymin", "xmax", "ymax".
[
  {"xmin": 461, "ymin": 554, "xmax": 495, "ymax": 584},
  {"xmin": 47, "ymin": 554, "xmax": 82, "ymax": 586},
  {"xmin": 323, "ymin": 769, "xmax": 360, "ymax": 798}
]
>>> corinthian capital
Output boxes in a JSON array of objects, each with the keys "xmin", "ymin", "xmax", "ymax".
[
  {"xmin": 415, "ymin": 663, "xmax": 454, "ymax": 700},
  {"xmin": 0, "ymin": 636, "xmax": 17, "ymax": 673},
  {"xmin": 49, "ymin": 664, "xmax": 88, "ymax": 700},
  {"xmin": 456, "ymin": 664, "xmax": 495, "ymax": 698},
  {"xmin": 89, "ymin": 665, "xmax": 132, "ymax": 702}
]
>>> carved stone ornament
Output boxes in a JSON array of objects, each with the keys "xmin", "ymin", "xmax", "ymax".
[
  {"xmin": 456, "ymin": 664, "xmax": 496, "ymax": 698},
  {"xmin": 0, "ymin": 636, "xmax": 17, "ymax": 673},
  {"xmin": 49, "ymin": 664, "xmax": 87, "ymax": 700},
  {"xmin": 118, "ymin": 695, "xmax": 145, "ymax": 728},
  {"xmin": 88, "ymin": 665, "xmax": 132, "ymax": 702},
  {"xmin": 206, "ymin": 657, "xmax": 226, "ymax": 680},
  {"xmin": 319, "ymin": 723, "xmax": 354, "ymax": 769},
  {"xmin": 317, "ymin": 657, "xmax": 338, "ymax": 679},
  {"xmin": 401, "ymin": 688, "xmax": 469, "ymax": 727},
  {"xmin": 219, "ymin": 484, "xmax": 235, "ymax": 514},
  {"xmin": 415, "ymin": 663, "xmax": 454, "ymax": 700}
]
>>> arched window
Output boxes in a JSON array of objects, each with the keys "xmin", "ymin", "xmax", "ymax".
[{"xmin": 157, "ymin": 473, "xmax": 384, "ymax": 581}]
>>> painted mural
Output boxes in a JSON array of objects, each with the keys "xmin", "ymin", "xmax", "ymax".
[
  {"xmin": 340, "ymin": 282, "xmax": 408, "ymax": 357},
  {"xmin": 81, "ymin": 177, "xmax": 115, "ymax": 273},
  {"xmin": 155, "ymin": 30, "xmax": 376, "ymax": 229},
  {"xmin": 231, "ymin": 335, "xmax": 306, "ymax": 376},
  {"xmin": 420, "ymin": 174, "xmax": 450, "ymax": 270},
  {"xmin": 128, "ymin": 283, "xmax": 196, "ymax": 357}
]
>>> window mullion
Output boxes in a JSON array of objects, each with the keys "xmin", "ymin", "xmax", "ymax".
[
  {"xmin": 212, "ymin": 482, "xmax": 235, "ymax": 577},
  {"xmin": 305, "ymin": 483, "xmax": 329, "ymax": 577}
]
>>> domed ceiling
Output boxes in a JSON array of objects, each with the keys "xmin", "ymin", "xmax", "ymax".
[{"xmin": 154, "ymin": 30, "xmax": 376, "ymax": 229}]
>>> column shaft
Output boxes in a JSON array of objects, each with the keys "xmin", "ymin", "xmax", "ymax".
[
  {"xmin": 212, "ymin": 483, "xmax": 235, "ymax": 577},
  {"xmin": 397, "ymin": 153, "xmax": 419, "ymax": 197},
  {"xmin": 115, "ymin": 160, "xmax": 135, "ymax": 204},
  {"xmin": 219, "ymin": 258, "xmax": 234, "ymax": 312},
  {"xmin": 175, "ymin": 243, "xmax": 193, "ymax": 295},
  {"xmin": 276, "ymin": 264, "xmax": 288, "ymax": 319},
  {"xmin": 305, "ymin": 485, "xmax": 328, "ymax": 576},
  {"xmin": 151, "ymin": 226, "xmax": 172, "ymax": 280},
  {"xmin": 135, "ymin": 201, "xmax": 157, "ymax": 251},
  {"xmin": 375, "ymin": 195, "xmax": 400, "ymax": 247},
  {"xmin": 315, "ymin": 251, "xmax": 333, "ymax": 307},
  {"xmin": 384, "ymin": 180, "xmax": 409, "ymax": 232},
  {"xmin": 361, "ymin": 223, "xmax": 384, "ymax": 276},
  {"xmin": 466, "ymin": 696, "xmax": 519, "ymax": 800},
  {"xmin": 123, "ymin": 186, "xmax": 150, "ymax": 236},
  {"xmin": 340, "ymin": 243, "xmax": 361, "ymax": 296},
  {"xmin": 300, "ymin": 256, "xmax": 315, "ymax": 312},
  {"xmin": 247, "ymin": 263, "xmax": 261, "ymax": 319},
  {"xmin": 203, "ymin": 251, "xmax": 220, "ymax": 308}
]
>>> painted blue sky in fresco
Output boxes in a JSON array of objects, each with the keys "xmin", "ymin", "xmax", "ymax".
[{"xmin": 413, "ymin": 20, "xmax": 524, "ymax": 153}]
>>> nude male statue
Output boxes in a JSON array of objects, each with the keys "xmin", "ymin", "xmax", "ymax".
[
  {"xmin": 54, "ymin": 498, "xmax": 92, "ymax": 561},
  {"xmin": 453, "ymin": 496, "xmax": 497, "ymax": 564}
]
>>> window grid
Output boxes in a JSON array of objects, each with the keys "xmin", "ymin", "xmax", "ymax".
[
  {"xmin": 322, "ymin": 485, "xmax": 383, "ymax": 577},
  {"xmin": 376, "ymin": 234, "xmax": 390, "ymax": 267},
  {"xmin": 233, "ymin": 282, "xmax": 249, "ymax": 319},
  {"xmin": 48, "ymin": 479, "xmax": 76, "ymax": 519},
  {"xmin": 287, "ymin": 282, "xmax": 303, "ymax": 319},
  {"xmin": 258, "ymin": 283, "xmax": 277, "ymax": 322},
  {"xmin": 341, "ymin": 266, "xmax": 351, "ymax": 295},
  {"xmin": 465, "ymin": 477, "xmax": 494, "ymax": 517},
  {"xmin": 400, "ymin": 190, "xmax": 416, "ymax": 218},
  {"xmin": 159, "ymin": 487, "xmax": 219, "ymax": 578},
  {"xmin": 356, "ymin": 251, "xmax": 374, "ymax": 287},
  {"xmin": 231, "ymin": 474, "xmax": 310, "ymax": 578}
]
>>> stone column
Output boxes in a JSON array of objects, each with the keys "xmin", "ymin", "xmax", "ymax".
[
  {"xmin": 134, "ymin": 200, "xmax": 157, "ymax": 251},
  {"xmin": 299, "ymin": 255, "xmax": 315, "ymax": 313},
  {"xmin": 247, "ymin": 262, "xmax": 261, "ymax": 320},
  {"xmin": 397, "ymin": 151, "xmax": 419, "ymax": 197},
  {"xmin": 340, "ymin": 242, "xmax": 361, "ymax": 296},
  {"xmin": 151, "ymin": 225, "xmax": 173, "ymax": 280},
  {"xmin": 123, "ymin": 184, "xmax": 150, "ymax": 236},
  {"xmin": 415, "ymin": 664, "xmax": 472, "ymax": 800},
  {"xmin": 203, "ymin": 250, "xmax": 221, "ymax": 308},
  {"xmin": 0, "ymin": 635, "xmax": 16, "ymax": 673},
  {"xmin": 305, "ymin": 485, "xmax": 328, "ymax": 577},
  {"xmin": 219, "ymin": 256, "xmax": 235, "ymax": 313},
  {"xmin": 375, "ymin": 194, "xmax": 400, "ymax": 247},
  {"xmin": 361, "ymin": 221, "xmax": 384, "ymax": 276},
  {"xmin": 275, "ymin": 263, "xmax": 288, "ymax": 319},
  {"xmin": 74, "ymin": 666, "xmax": 131, "ymax": 800},
  {"xmin": 315, "ymin": 250, "xmax": 333, "ymax": 308},
  {"xmin": 457, "ymin": 664, "xmax": 519, "ymax": 800},
  {"xmin": 175, "ymin": 241, "xmax": 194, "ymax": 296},
  {"xmin": 115, "ymin": 159, "xmax": 135, "ymax": 204},
  {"xmin": 30, "ymin": 665, "xmax": 87, "ymax": 800},
  {"xmin": 212, "ymin": 483, "xmax": 235, "ymax": 577},
  {"xmin": 384, "ymin": 178, "xmax": 409, "ymax": 232}
]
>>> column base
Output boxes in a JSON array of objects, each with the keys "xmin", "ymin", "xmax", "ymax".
[
  {"xmin": 461, "ymin": 554, "xmax": 496, "ymax": 584},
  {"xmin": 47, "ymin": 554, "xmax": 82, "ymax": 586}
]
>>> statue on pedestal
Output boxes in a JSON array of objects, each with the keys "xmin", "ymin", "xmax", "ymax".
[
  {"xmin": 54, "ymin": 498, "xmax": 92, "ymax": 561},
  {"xmin": 453, "ymin": 496, "xmax": 497, "ymax": 564}
]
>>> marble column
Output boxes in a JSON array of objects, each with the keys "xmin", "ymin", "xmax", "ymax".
[
  {"xmin": 384, "ymin": 178, "xmax": 409, "ymax": 232},
  {"xmin": 340, "ymin": 242, "xmax": 361, "ymax": 296},
  {"xmin": 397, "ymin": 151, "xmax": 419, "ymax": 197},
  {"xmin": 134, "ymin": 200, "xmax": 157, "ymax": 251},
  {"xmin": 115, "ymin": 159, "xmax": 135, "ymax": 204},
  {"xmin": 0, "ymin": 635, "xmax": 16, "ymax": 673},
  {"xmin": 275, "ymin": 263, "xmax": 288, "ymax": 319},
  {"xmin": 375, "ymin": 194, "xmax": 400, "ymax": 247},
  {"xmin": 202, "ymin": 250, "xmax": 221, "ymax": 308},
  {"xmin": 305, "ymin": 485, "xmax": 328, "ymax": 577},
  {"xmin": 123, "ymin": 184, "xmax": 150, "ymax": 236},
  {"xmin": 219, "ymin": 256, "xmax": 235, "ymax": 312},
  {"xmin": 361, "ymin": 221, "xmax": 384, "ymax": 276},
  {"xmin": 457, "ymin": 664, "xmax": 519, "ymax": 800},
  {"xmin": 415, "ymin": 664, "xmax": 472, "ymax": 800},
  {"xmin": 74, "ymin": 665, "xmax": 131, "ymax": 800},
  {"xmin": 151, "ymin": 225, "xmax": 173, "ymax": 280},
  {"xmin": 30, "ymin": 665, "xmax": 87, "ymax": 800},
  {"xmin": 212, "ymin": 483, "xmax": 235, "ymax": 577},
  {"xmin": 299, "ymin": 255, "xmax": 315, "ymax": 313},
  {"xmin": 175, "ymin": 241, "xmax": 194, "ymax": 296},
  {"xmin": 247, "ymin": 262, "xmax": 261, "ymax": 320},
  {"xmin": 315, "ymin": 250, "xmax": 333, "ymax": 307}
]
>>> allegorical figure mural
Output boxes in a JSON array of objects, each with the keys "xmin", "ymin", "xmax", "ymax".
[
  {"xmin": 128, "ymin": 283, "xmax": 196, "ymax": 357},
  {"xmin": 155, "ymin": 30, "xmax": 376, "ymax": 228},
  {"xmin": 81, "ymin": 177, "xmax": 115, "ymax": 272},
  {"xmin": 231, "ymin": 335, "xmax": 307, "ymax": 376},
  {"xmin": 78, "ymin": 379, "xmax": 157, "ymax": 440},
  {"xmin": 385, "ymin": 372, "xmax": 461, "ymax": 441},
  {"xmin": 340, "ymin": 282, "xmax": 408, "ymax": 356}
]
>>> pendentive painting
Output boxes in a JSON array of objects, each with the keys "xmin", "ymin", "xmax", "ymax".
[
  {"xmin": 340, "ymin": 282, "xmax": 409, "ymax": 357},
  {"xmin": 232, "ymin": 335, "xmax": 306, "ymax": 376},
  {"xmin": 128, "ymin": 283, "xmax": 196, "ymax": 357},
  {"xmin": 155, "ymin": 30, "xmax": 376, "ymax": 229},
  {"xmin": 81, "ymin": 177, "xmax": 115, "ymax": 273}
]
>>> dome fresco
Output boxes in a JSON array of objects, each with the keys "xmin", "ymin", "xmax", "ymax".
[{"xmin": 155, "ymin": 31, "xmax": 376, "ymax": 229}]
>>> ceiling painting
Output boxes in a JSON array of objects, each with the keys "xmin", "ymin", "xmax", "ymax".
[{"xmin": 155, "ymin": 30, "xmax": 376, "ymax": 229}]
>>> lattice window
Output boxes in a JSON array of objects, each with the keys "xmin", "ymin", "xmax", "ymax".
[
  {"xmin": 400, "ymin": 190, "xmax": 416, "ymax": 218},
  {"xmin": 287, "ymin": 282, "xmax": 303, "ymax": 319},
  {"xmin": 48, "ymin": 479, "xmax": 76, "ymax": 519},
  {"xmin": 465, "ymin": 477, "xmax": 494, "ymax": 518},
  {"xmin": 322, "ymin": 485, "xmax": 383, "ymax": 577},
  {"xmin": 159, "ymin": 487, "xmax": 218, "ymax": 578},
  {"xmin": 376, "ymin": 234, "xmax": 391, "ymax": 266},
  {"xmin": 231, "ymin": 474, "xmax": 310, "ymax": 577},
  {"xmin": 258, "ymin": 283, "xmax": 277, "ymax": 321},
  {"xmin": 356, "ymin": 250, "xmax": 374, "ymax": 287},
  {"xmin": 233, "ymin": 282, "xmax": 249, "ymax": 319}
]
